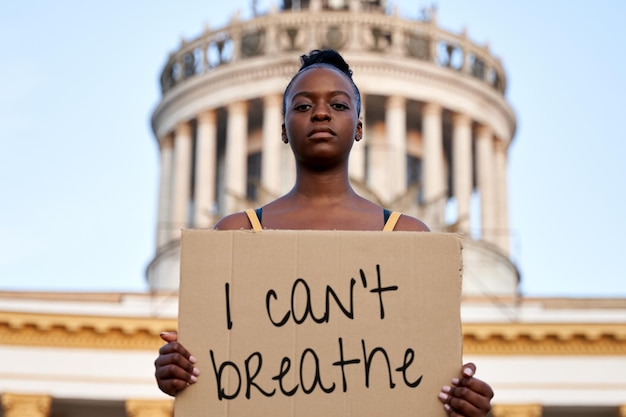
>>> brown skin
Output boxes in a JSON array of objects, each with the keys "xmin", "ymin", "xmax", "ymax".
[{"xmin": 155, "ymin": 66, "xmax": 493, "ymax": 415}]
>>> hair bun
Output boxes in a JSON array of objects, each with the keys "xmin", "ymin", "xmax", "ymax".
[{"xmin": 300, "ymin": 49, "xmax": 353, "ymax": 78}]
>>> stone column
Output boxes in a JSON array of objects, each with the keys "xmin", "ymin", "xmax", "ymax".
[
  {"xmin": 307, "ymin": 2, "xmax": 321, "ymax": 51},
  {"xmin": 261, "ymin": 94, "xmax": 283, "ymax": 197},
  {"xmin": 194, "ymin": 110, "xmax": 218, "ymax": 228},
  {"xmin": 310, "ymin": 0, "xmax": 322, "ymax": 11},
  {"xmin": 281, "ymin": 142, "xmax": 296, "ymax": 194},
  {"xmin": 429, "ymin": 33, "xmax": 438, "ymax": 63},
  {"xmin": 348, "ymin": 18, "xmax": 361, "ymax": 51},
  {"xmin": 170, "ymin": 121, "xmax": 193, "ymax": 239},
  {"xmin": 494, "ymin": 138, "xmax": 510, "ymax": 255},
  {"xmin": 230, "ymin": 30, "xmax": 241, "ymax": 62},
  {"xmin": 461, "ymin": 36, "xmax": 471, "ymax": 75},
  {"xmin": 392, "ymin": 21, "xmax": 404, "ymax": 55},
  {"xmin": 365, "ymin": 127, "xmax": 387, "ymax": 202},
  {"xmin": 266, "ymin": 24, "xmax": 277, "ymax": 55},
  {"xmin": 386, "ymin": 95, "xmax": 407, "ymax": 201},
  {"xmin": 421, "ymin": 102, "xmax": 446, "ymax": 228},
  {"xmin": 126, "ymin": 399, "xmax": 173, "ymax": 417},
  {"xmin": 349, "ymin": 94, "xmax": 365, "ymax": 184},
  {"xmin": 2, "ymin": 393, "xmax": 52, "ymax": 417},
  {"xmin": 225, "ymin": 101, "xmax": 248, "ymax": 213},
  {"xmin": 156, "ymin": 134, "xmax": 174, "ymax": 250},
  {"xmin": 452, "ymin": 113, "xmax": 473, "ymax": 234},
  {"xmin": 201, "ymin": 40, "xmax": 209, "ymax": 72},
  {"xmin": 491, "ymin": 404, "xmax": 542, "ymax": 417},
  {"xmin": 475, "ymin": 125, "xmax": 496, "ymax": 246}
]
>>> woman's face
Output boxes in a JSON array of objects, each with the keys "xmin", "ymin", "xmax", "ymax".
[{"xmin": 282, "ymin": 67, "xmax": 362, "ymax": 170}]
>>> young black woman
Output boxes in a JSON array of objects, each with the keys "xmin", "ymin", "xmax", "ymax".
[{"xmin": 154, "ymin": 49, "xmax": 494, "ymax": 417}]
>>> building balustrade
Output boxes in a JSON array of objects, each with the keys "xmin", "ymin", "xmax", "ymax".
[{"xmin": 159, "ymin": 8, "xmax": 506, "ymax": 96}]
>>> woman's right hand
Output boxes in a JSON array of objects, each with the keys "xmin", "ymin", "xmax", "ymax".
[{"xmin": 154, "ymin": 331, "xmax": 200, "ymax": 396}]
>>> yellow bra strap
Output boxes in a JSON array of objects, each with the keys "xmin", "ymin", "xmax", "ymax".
[
  {"xmin": 382, "ymin": 211, "xmax": 401, "ymax": 232},
  {"xmin": 244, "ymin": 209, "xmax": 263, "ymax": 232}
]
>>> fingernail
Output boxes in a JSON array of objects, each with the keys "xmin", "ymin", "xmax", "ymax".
[
  {"xmin": 442, "ymin": 385, "xmax": 451, "ymax": 393},
  {"xmin": 444, "ymin": 404, "xmax": 451, "ymax": 412},
  {"xmin": 189, "ymin": 355, "xmax": 197, "ymax": 364},
  {"xmin": 463, "ymin": 367, "xmax": 474, "ymax": 377},
  {"xmin": 192, "ymin": 367, "xmax": 200, "ymax": 377},
  {"xmin": 190, "ymin": 375, "xmax": 197, "ymax": 383},
  {"xmin": 438, "ymin": 392, "xmax": 448, "ymax": 402},
  {"xmin": 451, "ymin": 378, "xmax": 460, "ymax": 385}
]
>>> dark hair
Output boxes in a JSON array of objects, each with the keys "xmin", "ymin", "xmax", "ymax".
[{"xmin": 282, "ymin": 49, "xmax": 362, "ymax": 117}]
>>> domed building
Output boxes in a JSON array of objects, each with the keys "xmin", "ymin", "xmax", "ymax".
[
  {"xmin": 0, "ymin": 2, "xmax": 625, "ymax": 417},
  {"xmin": 147, "ymin": 0, "xmax": 518, "ymax": 301}
]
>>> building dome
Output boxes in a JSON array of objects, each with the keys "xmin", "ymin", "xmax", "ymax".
[{"xmin": 147, "ymin": 0, "xmax": 518, "ymax": 297}]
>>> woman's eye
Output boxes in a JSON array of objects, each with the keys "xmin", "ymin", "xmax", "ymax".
[
  {"xmin": 332, "ymin": 103, "xmax": 349, "ymax": 110},
  {"xmin": 294, "ymin": 103, "xmax": 312, "ymax": 111}
]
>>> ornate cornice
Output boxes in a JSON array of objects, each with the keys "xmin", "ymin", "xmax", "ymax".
[
  {"xmin": 151, "ymin": 57, "xmax": 297, "ymax": 138},
  {"xmin": 1, "ymin": 311, "xmax": 624, "ymax": 355},
  {"xmin": 463, "ymin": 323, "xmax": 626, "ymax": 355},
  {"xmin": 351, "ymin": 58, "xmax": 516, "ymax": 140},
  {"xmin": 151, "ymin": 52, "xmax": 516, "ymax": 143},
  {"xmin": 0, "ymin": 311, "xmax": 176, "ymax": 351}
]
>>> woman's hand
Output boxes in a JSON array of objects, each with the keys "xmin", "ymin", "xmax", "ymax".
[
  {"xmin": 438, "ymin": 363, "xmax": 493, "ymax": 416},
  {"xmin": 154, "ymin": 331, "xmax": 200, "ymax": 396}
]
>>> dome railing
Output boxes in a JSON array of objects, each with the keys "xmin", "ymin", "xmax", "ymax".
[{"xmin": 159, "ymin": 8, "xmax": 507, "ymax": 96}]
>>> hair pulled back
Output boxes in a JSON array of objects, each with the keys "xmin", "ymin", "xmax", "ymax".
[{"xmin": 282, "ymin": 49, "xmax": 362, "ymax": 117}]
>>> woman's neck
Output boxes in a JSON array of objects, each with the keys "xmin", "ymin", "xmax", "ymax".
[{"xmin": 289, "ymin": 168, "xmax": 356, "ymax": 204}]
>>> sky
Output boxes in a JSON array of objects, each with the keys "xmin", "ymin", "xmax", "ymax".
[{"xmin": 0, "ymin": 1, "xmax": 624, "ymax": 297}]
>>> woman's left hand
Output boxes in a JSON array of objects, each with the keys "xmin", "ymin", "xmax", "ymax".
[{"xmin": 438, "ymin": 363, "xmax": 494, "ymax": 416}]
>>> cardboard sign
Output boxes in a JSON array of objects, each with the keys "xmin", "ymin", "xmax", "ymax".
[{"xmin": 176, "ymin": 230, "xmax": 462, "ymax": 417}]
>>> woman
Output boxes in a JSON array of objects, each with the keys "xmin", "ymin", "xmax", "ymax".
[{"xmin": 155, "ymin": 49, "xmax": 494, "ymax": 416}]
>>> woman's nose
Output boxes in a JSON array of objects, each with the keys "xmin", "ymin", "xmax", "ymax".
[{"xmin": 311, "ymin": 103, "xmax": 331, "ymax": 121}]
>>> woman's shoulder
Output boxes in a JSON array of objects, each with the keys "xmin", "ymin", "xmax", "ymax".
[
  {"xmin": 213, "ymin": 211, "xmax": 253, "ymax": 230},
  {"xmin": 213, "ymin": 206, "xmax": 429, "ymax": 232},
  {"xmin": 393, "ymin": 213, "xmax": 430, "ymax": 232}
]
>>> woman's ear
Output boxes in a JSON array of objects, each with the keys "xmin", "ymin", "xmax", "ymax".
[
  {"xmin": 282, "ymin": 123, "xmax": 288, "ymax": 143},
  {"xmin": 355, "ymin": 121, "xmax": 363, "ymax": 141}
]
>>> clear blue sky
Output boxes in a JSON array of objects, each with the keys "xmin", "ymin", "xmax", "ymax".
[{"xmin": 1, "ymin": 1, "xmax": 624, "ymax": 297}]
